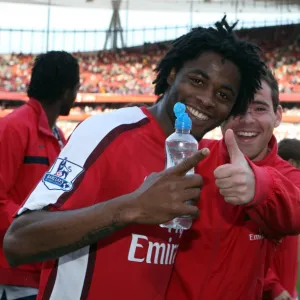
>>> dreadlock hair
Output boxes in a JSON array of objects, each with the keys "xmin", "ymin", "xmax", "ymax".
[
  {"xmin": 153, "ymin": 16, "xmax": 266, "ymax": 116},
  {"xmin": 27, "ymin": 51, "xmax": 79, "ymax": 104}
]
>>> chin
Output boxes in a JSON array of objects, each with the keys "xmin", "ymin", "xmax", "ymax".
[
  {"xmin": 191, "ymin": 131, "xmax": 205, "ymax": 141},
  {"xmin": 244, "ymin": 151, "xmax": 258, "ymax": 160},
  {"xmin": 192, "ymin": 125, "xmax": 216, "ymax": 141},
  {"xmin": 59, "ymin": 112, "xmax": 70, "ymax": 116},
  {"xmin": 59, "ymin": 109, "xmax": 71, "ymax": 116}
]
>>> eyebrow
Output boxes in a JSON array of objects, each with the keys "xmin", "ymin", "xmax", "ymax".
[
  {"xmin": 252, "ymin": 100, "xmax": 270, "ymax": 107},
  {"xmin": 188, "ymin": 69, "xmax": 210, "ymax": 79},
  {"xmin": 220, "ymin": 84, "xmax": 235, "ymax": 96},
  {"xmin": 188, "ymin": 68, "xmax": 236, "ymax": 96}
]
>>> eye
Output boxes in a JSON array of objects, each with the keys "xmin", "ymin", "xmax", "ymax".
[
  {"xmin": 217, "ymin": 91, "xmax": 229, "ymax": 100},
  {"xmin": 255, "ymin": 107, "xmax": 266, "ymax": 112},
  {"xmin": 190, "ymin": 77, "xmax": 204, "ymax": 86}
]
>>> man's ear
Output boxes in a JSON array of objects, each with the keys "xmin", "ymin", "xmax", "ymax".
[
  {"xmin": 167, "ymin": 68, "xmax": 176, "ymax": 85},
  {"xmin": 274, "ymin": 105, "xmax": 283, "ymax": 128}
]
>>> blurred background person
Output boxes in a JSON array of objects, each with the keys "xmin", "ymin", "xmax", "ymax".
[{"xmin": 0, "ymin": 51, "xmax": 79, "ymax": 300}]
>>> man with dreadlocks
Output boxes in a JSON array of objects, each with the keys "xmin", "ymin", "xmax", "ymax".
[{"xmin": 4, "ymin": 17, "xmax": 267, "ymax": 299}]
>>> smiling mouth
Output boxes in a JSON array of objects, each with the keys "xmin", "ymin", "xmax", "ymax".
[
  {"xmin": 236, "ymin": 131, "xmax": 258, "ymax": 138},
  {"xmin": 186, "ymin": 105, "xmax": 209, "ymax": 121}
]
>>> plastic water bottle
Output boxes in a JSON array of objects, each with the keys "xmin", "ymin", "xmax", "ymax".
[{"xmin": 160, "ymin": 102, "xmax": 198, "ymax": 230}]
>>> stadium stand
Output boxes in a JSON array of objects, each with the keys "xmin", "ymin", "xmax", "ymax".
[{"xmin": 0, "ymin": 24, "xmax": 300, "ymax": 139}]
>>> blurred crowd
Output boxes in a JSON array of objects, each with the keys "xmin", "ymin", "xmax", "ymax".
[
  {"xmin": 0, "ymin": 23, "xmax": 300, "ymax": 139},
  {"xmin": 0, "ymin": 45, "xmax": 164, "ymax": 95},
  {"xmin": 0, "ymin": 24, "xmax": 299, "ymax": 94}
]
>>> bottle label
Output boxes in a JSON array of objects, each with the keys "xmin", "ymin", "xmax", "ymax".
[
  {"xmin": 166, "ymin": 145, "xmax": 195, "ymax": 174},
  {"xmin": 165, "ymin": 145, "xmax": 174, "ymax": 169}
]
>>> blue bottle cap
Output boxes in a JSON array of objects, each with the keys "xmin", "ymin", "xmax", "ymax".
[
  {"xmin": 174, "ymin": 102, "xmax": 186, "ymax": 118},
  {"xmin": 174, "ymin": 102, "xmax": 192, "ymax": 130}
]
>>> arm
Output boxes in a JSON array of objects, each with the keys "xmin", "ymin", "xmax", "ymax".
[
  {"xmin": 4, "ymin": 114, "xmax": 207, "ymax": 267},
  {"xmin": 4, "ymin": 193, "xmax": 138, "ymax": 266},
  {"xmin": 214, "ymin": 131, "xmax": 300, "ymax": 238},
  {"xmin": 0, "ymin": 123, "xmax": 27, "ymax": 232},
  {"xmin": 245, "ymin": 163, "xmax": 300, "ymax": 238}
]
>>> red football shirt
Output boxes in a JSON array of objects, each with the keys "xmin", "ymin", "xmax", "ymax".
[
  {"xmin": 167, "ymin": 137, "xmax": 300, "ymax": 300},
  {"xmin": 18, "ymin": 107, "xmax": 184, "ymax": 300}
]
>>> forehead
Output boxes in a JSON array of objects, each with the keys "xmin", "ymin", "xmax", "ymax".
[
  {"xmin": 252, "ymin": 80, "xmax": 272, "ymax": 106},
  {"xmin": 182, "ymin": 51, "xmax": 240, "ymax": 80}
]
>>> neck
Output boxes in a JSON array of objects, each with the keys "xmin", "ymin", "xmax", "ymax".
[
  {"xmin": 41, "ymin": 102, "xmax": 60, "ymax": 129},
  {"xmin": 251, "ymin": 147, "xmax": 269, "ymax": 162},
  {"xmin": 148, "ymin": 100, "xmax": 174, "ymax": 137}
]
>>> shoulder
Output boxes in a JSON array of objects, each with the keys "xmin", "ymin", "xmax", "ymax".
[
  {"xmin": 68, "ymin": 107, "xmax": 149, "ymax": 146},
  {"xmin": 0, "ymin": 106, "xmax": 32, "ymax": 138},
  {"xmin": 269, "ymin": 155, "xmax": 300, "ymax": 188},
  {"xmin": 61, "ymin": 107, "xmax": 150, "ymax": 166},
  {"xmin": 274, "ymin": 155, "xmax": 300, "ymax": 177}
]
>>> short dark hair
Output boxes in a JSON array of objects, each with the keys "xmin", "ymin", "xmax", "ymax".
[
  {"xmin": 27, "ymin": 51, "xmax": 79, "ymax": 103},
  {"xmin": 260, "ymin": 67, "xmax": 279, "ymax": 112},
  {"xmin": 153, "ymin": 16, "xmax": 266, "ymax": 116},
  {"xmin": 278, "ymin": 138, "xmax": 300, "ymax": 161}
]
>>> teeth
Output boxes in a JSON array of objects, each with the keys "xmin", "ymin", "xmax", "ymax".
[
  {"xmin": 186, "ymin": 106, "xmax": 209, "ymax": 121},
  {"xmin": 237, "ymin": 132, "xmax": 258, "ymax": 137}
]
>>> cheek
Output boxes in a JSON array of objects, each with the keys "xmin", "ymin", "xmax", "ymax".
[
  {"xmin": 175, "ymin": 82, "xmax": 192, "ymax": 97},
  {"xmin": 222, "ymin": 118, "xmax": 239, "ymax": 132},
  {"xmin": 170, "ymin": 82, "xmax": 193, "ymax": 105},
  {"xmin": 262, "ymin": 121, "xmax": 275, "ymax": 135},
  {"xmin": 216, "ymin": 102, "xmax": 234, "ymax": 119}
]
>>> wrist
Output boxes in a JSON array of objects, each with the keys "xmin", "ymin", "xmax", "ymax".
[{"xmin": 109, "ymin": 192, "xmax": 143, "ymax": 225}]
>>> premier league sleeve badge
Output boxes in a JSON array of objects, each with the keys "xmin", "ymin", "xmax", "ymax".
[{"xmin": 42, "ymin": 157, "xmax": 84, "ymax": 192}]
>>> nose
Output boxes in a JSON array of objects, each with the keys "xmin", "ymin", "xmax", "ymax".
[
  {"xmin": 239, "ymin": 110, "xmax": 255, "ymax": 123},
  {"xmin": 195, "ymin": 93, "xmax": 216, "ymax": 109}
]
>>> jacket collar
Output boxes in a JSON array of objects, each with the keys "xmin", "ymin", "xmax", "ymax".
[{"xmin": 27, "ymin": 98, "xmax": 54, "ymax": 137}]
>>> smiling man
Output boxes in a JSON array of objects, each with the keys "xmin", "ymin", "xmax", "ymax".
[
  {"xmin": 223, "ymin": 79, "xmax": 282, "ymax": 160},
  {"xmin": 3, "ymin": 17, "xmax": 266, "ymax": 300},
  {"xmin": 167, "ymin": 68, "xmax": 300, "ymax": 299}
]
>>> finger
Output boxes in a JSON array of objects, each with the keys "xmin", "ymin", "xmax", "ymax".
[
  {"xmin": 165, "ymin": 148, "xmax": 210, "ymax": 176},
  {"xmin": 180, "ymin": 173, "xmax": 203, "ymax": 189},
  {"xmin": 181, "ymin": 188, "xmax": 201, "ymax": 202},
  {"xmin": 224, "ymin": 129, "xmax": 244, "ymax": 164},
  {"xmin": 223, "ymin": 196, "xmax": 241, "ymax": 205},
  {"xmin": 215, "ymin": 178, "xmax": 233, "ymax": 189},
  {"xmin": 219, "ymin": 187, "xmax": 236, "ymax": 197},
  {"xmin": 213, "ymin": 164, "xmax": 234, "ymax": 179},
  {"xmin": 177, "ymin": 204, "xmax": 199, "ymax": 218}
]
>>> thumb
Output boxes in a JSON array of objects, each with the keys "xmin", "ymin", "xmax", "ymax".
[{"xmin": 224, "ymin": 129, "xmax": 244, "ymax": 164}]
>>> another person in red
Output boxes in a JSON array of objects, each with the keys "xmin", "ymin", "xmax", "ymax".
[
  {"xmin": 0, "ymin": 51, "xmax": 79, "ymax": 300},
  {"xmin": 3, "ymin": 17, "xmax": 267, "ymax": 300},
  {"xmin": 263, "ymin": 138, "xmax": 300, "ymax": 300},
  {"xmin": 167, "ymin": 69, "xmax": 300, "ymax": 299}
]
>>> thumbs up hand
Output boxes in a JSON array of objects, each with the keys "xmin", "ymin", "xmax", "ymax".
[{"xmin": 213, "ymin": 129, "xmax": 256, "ymax": 205}]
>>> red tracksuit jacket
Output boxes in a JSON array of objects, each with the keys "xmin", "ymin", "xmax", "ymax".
[
  {"xmin": 263, "ymin": 236, "xmax": 298, "ymax": 299},
  {"xmin": 166, "ymin": 136, "xmax": 300, "ymax": 300},
  {"xmin": 0, "ymin": 99, "xmax": 66, "ymax": 288}
]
